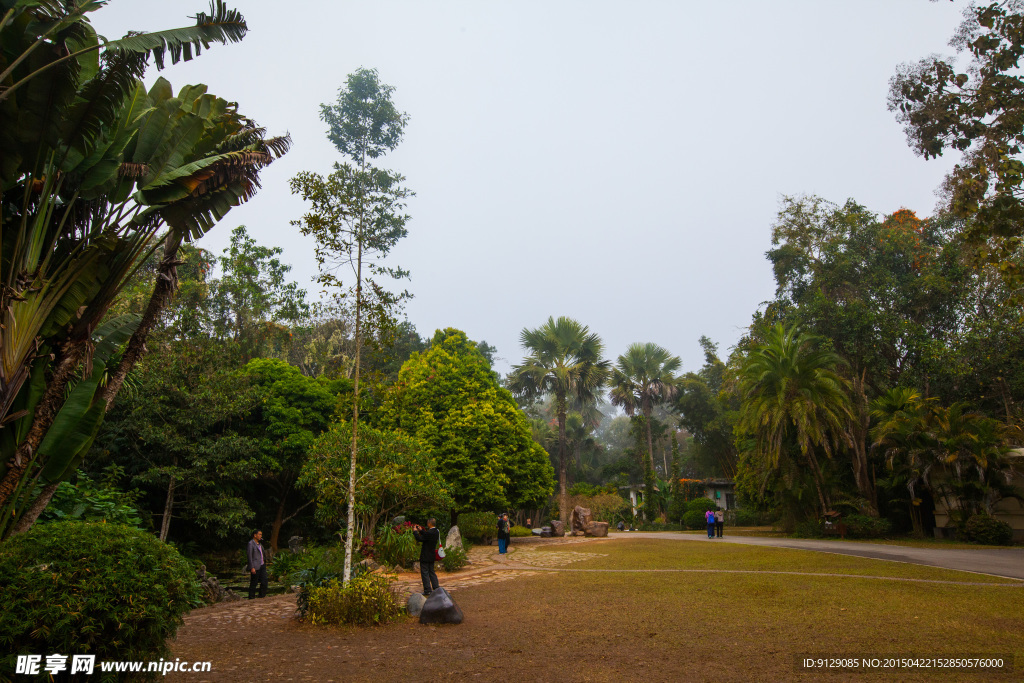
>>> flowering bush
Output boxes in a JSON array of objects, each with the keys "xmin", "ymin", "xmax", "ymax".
[{"xmin": 359, "ymin": 536, "xmax": 376, "ymax": 561}]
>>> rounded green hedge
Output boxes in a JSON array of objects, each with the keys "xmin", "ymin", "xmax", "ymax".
[
  {"xmin": 682, "ymin": 509, "xmax": 708, "ymax": 530},
  {"xmin": 965, "ymin": 514, "xmax": 1014, "ymax": 546},
  {"xmin": 686, "ymin": 497, "xmax": 718, "ymax": 513},
  {"xmin": 0, "ymin": 521, "xmax": 202, "ymax": 678}
]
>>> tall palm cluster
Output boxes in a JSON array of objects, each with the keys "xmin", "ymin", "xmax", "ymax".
[
  {"xmin": 0, "ymin": 1, "xmax": 288, "ymax": 539},
  {"xmin": 508, "ymin": 317, "xmax": 683, "ymax": 523}
]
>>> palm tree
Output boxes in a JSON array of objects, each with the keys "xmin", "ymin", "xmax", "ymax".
[
  {"xmin": 870, "ymin": 387, "xmax": 940, "ymax": 535},
  {"xmin": 737, "ymin": 324, "xmax": 850, "ymax": 515},
  {"xmin": 609, "ymin": 343, "xmax": 682, "ymax": 474},
  {"xmin": 508, "ymin": 316, "xmax": 609, "ymax": 525}
]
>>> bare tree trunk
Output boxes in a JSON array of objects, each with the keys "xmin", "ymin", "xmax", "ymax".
[
  {"xmin": 848, "ymin": 371, "xmax": 878, "ymax": 516},
  {"xmin": 644, "ymin": 407, "xmax": 655, "ymax": 472},
  {"xmin": 159, "ymin": 475, "xmax": 175, "ymax": 542},
  {"xmin": 0, "ymin": 340, "xmax": 84, "ymax": 514},
  {"xmin": 10, "ymin": 481, "xmax": 60, "ymax": 535},
  {"xmin": 557, "ymin": 398, "xmax": 568, "ymax": 527},
  {"xmin": 100, "ymin": 234, "xmax": 182, "ymax": 410},
  {"xmin": 343, "ymin": 225, "xmax": 364, "ymax": 585},
  {"xmin": 270, "ymin": 491, "xmax": 288, "ymax": 552}
]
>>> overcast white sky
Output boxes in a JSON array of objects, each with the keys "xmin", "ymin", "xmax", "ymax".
[{"xmin": 98, "ymin": 1, "xmax": 968, "ymax": 375}]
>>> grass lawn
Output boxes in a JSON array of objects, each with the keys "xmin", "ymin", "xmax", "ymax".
[{"xmin": 171, "ymin": 538, "xmax": 1023, "ymax": 682}]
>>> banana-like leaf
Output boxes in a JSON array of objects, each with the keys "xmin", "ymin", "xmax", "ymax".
[
  {"xmin": 101, "ymin": 1, "xmax": 247, "ymax": 70},
  {"xmin": 36, "ymin": 314, "xmax": 140, "ymax": 484}
]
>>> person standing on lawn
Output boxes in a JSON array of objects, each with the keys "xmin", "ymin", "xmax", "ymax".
[
  {"xmin": 246, "ymin": 529, "xmax": 268, "ymax": 599},
  {"xmin": 705, "ymin": 509, "xmax": 715, "ymax": 538},
  {"xmin": 715, "ymin": 509, "xmax": 724, "ymax": 538},
  {"xmin": 413, "ymin": 519, "xmax": 441, "ymax": 596},
  {"xmin": 497, "ymin": 513, "xmax": 511, "ymax": 554}
]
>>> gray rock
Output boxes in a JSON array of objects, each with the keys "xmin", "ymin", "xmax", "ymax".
[
  {"xmin": 531, "ymin": 528, "xmax": 543, "ymax": 536},
  {"xmin": 222, "ymin": 589, "xmax": 242, "ymax": 602},
  {"xmin": 407, "ymin": 592, "xmax": 426, "ymax": 617},
  {"xmin": 288, "ymin": 536, "xmax": 304, "ymax": 554},
  {"xmin": 550, "ymin": 520, "xmax": 565, "ymax": 537},
  {"xmin": 392, "ymin": 515, "xmax": 406, "ymax": 526},
  {"xmin": 584, "ymin": 521, "xmax": 609, "ymax": 537},
  {"xmin": 445, "ymin": 525, "xmax": 463, "ymax": 552},
  {"xmin": 412, "ymin": 561, "xmax": 420, "ymax": 572},
  {"xmin": 419, "ymin": 587, "xmax": 463, "ymax": 625},
  {"xmin": 195, "ymin": 564, "xmax": 225, "ymax": 603},
  {"xmin": 357, "ymin": 558, "xmax": 381, "ymax": 572}
]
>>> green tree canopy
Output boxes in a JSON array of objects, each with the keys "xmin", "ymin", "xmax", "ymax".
[{"xmin": 379, "ymin": 328, "xmax": 554, "ymax": 519}]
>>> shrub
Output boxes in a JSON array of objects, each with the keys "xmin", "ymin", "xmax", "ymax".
[
  {"xmin": 375, "ymin": 523, "xmax": 419, "ymax": 568},
  {"xmin": 38, "ymin": 469, "xmax": 144, "ymax": 528},
  {"xmin": 686, "ymin": 497, "xmax": 718, "ymax": 513},
  {"xmin": 509, "ymin": 525, "xmax": 532, "ymax": 537},
  {"xmin": 271, "ymin": 545, "xmax": 345, "ymax": 583},
  {"xmin": 843, "ymin": 514, "xmax": 892, "ymax": 539},
  {"xmin": 457, "ymin": 512, "xmax": 497, "ymax": 544},
  {"xmin": 682, "ymin": 510, "xmax": 707, "ymax": 530},
  {"xmin": 441, "ymin": 543, "xmax": 468, "ymax": 571},
  {"xmin": 965, "ymin": 514, "xmax": 1014, "ymax": 546},
  {"xmin": 0, "ymin": 522, "xmax": 202, "ymax": 679},
  {"xmin": 733, "ymin": 509, "xmax": 767, "ymax": 526},
  {"xmin": 306, "ymin": 574, "xmax": 404, "ymax": 626}
]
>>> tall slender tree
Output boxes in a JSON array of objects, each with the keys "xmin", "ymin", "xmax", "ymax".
[
  {"xmin": 508, "ymin": 316, "xmax": 609, "ymax": 525},
  {"xmin": 290, "ymin": 68, "xmax": 411, "ymax": 584}
]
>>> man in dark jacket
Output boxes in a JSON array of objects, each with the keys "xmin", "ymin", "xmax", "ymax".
[
  {"xmin": 246, "ymin": 529, "xmax": 268, "ymax": 599},
  {"xmin": 497, "ymin": 513, "xmax": 511, "ymax": 554},
  {"xmin": 413, "ymin": 519, "xmax": 440, "ymax": 596}
]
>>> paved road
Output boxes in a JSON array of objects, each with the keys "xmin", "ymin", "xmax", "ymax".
[{"xmin": 609, "ymin": 532, "xmax": 1024, "ymax": 580}]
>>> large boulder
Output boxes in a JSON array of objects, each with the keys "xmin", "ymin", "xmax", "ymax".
[
  {"xmin": 446, "ymin": 525, "xmax": 463, "ymax": 552},
  {"xmin": 549, "ymin": 520, "xmax": 565, "ymax": 537},
  {"xmin": 288, "ymin": 536, "xmax": 304, "ymax": 554},
  {"xmin": 584, "ymin": 521, "xmax": 609, "ymax": 538},
  {"xmin": 407, "ymin": 592, "xmax": 427, "ymax": 617},
  {"xmin": 419, "ymin": 587, "xmax": 464, "ymax": 625},
  {"xmin": 570, "ymin": 506, "xmax": 593, "ymax": 536}
]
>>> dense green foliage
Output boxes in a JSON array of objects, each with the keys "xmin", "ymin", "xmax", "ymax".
[
  {"xmin": 301, "ymin": 422, "xmax": 453, "ymax": 537},
  {"xmin": 457, "ymin": 512, "xmax": 498, "ymax": 544},
  {"xmin": 965, "ymin": 514, "xmax": 1014, "ymax": 546},
  {"xmin": 380, "ymin": 329, "xmax": 554, "ymax": 513},
  {"xmin": 0, "ymin": 522, "xmax": 202, "ymax": 678}
]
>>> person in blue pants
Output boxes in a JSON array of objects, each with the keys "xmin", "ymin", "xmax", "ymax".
[
  {"xmin": 705, "ymin": 509, "xmax": 715, "ymax": 538},
  {"xmin": 497, "ymin": 513, "xmax": 511, "ymax": 553}
]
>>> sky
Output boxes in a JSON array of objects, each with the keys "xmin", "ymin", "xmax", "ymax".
[{"xmin": 96, "ymin": 0, "xmax": 970, "ymax": 375}]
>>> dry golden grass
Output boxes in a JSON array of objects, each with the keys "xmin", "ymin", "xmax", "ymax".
[{"xmin": 170, "ymin": 538, "xmax": 1024, "ymax": 682}]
